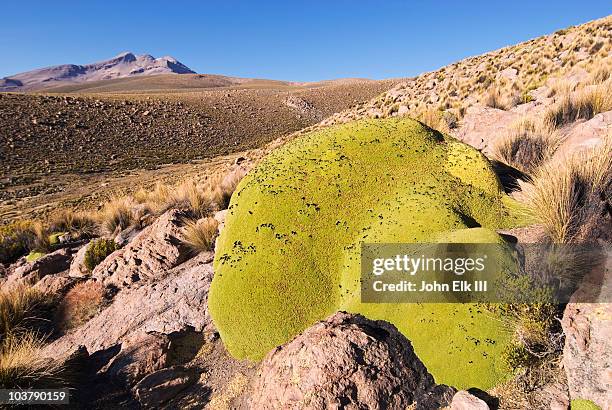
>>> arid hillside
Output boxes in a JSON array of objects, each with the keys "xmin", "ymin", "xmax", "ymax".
[{"xmin": 0, "ymin": 78, "xmax": 397, "ymax": 217}]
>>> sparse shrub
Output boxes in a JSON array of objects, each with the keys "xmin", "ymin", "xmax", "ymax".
[
  {"xmin": 55, "ymin": 281, "xmax": 105, "ymax": 332},
  {"xmin": 523, "ymin": 137, "xmax": 612, "ymax": 243},
  {"xmin": 499, "ymin": 303, "xmax": 561, "ymax": 370},
  {"xmin": 182, "ymin": 217, "xmax": 219, "ymax": 253},
  {"xmin": 98, "ymin": 196, "xmax": 134, "ymax": 235},
  {"xmin": 83, "ymin": 239, "xmax": 118, "ymax": 272}
]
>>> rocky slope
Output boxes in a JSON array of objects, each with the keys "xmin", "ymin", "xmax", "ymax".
[
  {"xmin": 321, "ymin": 16, "xmax": 611, "ymax": 128},
  {"xmin": 0, "ymin": 52, "xmax": 195, "ymax": 92}
]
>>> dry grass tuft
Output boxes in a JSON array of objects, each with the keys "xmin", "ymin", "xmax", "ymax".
[
  {"xmin": 523, "ymin": 137, "xmax": 612, "ymax": 243},
  {"xmin": 209, "ymin": 168, "xmax": 247, "ymax": 210},
  {"xmin": 484, "ymin": 87, "xmax": 507, "ymax": 109},
  {"xmin": 0, "ymin": 332, "xmax": 68, "ymax": 389},
  {"xmin": 544, "ymin": 79, "xmax": 612, "ymax": 128},
  {"xmin": 495, "ymin": 118, "xmax": 560, "ymax": 174},
  {"xmin": 182, "ymin": 217, "xmax": 219, "ymax": 253},
  {"xmin": 48, "ymin": 210, "xmax": 97, "ymax": 238},
  {"xmin": 97, "ymin": 196, "xmax": 135, "ymax": 236},
  {"xmin": 0, "ymin": 285, "xmax": 68, "ymax": 389},
  {"xmin": 0, "ymin": 284, "xmax": 53, "ymax": 339},
  {"xmin": 0, "ymin": 221, "xmax": 35, "ymax": 264},
  {"xmin": 55, "ymin": 281, "xmax": 106, "ymax": 332}
]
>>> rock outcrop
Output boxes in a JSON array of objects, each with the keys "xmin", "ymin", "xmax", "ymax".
[
  {"xmin": 92, "ymin": 209, "xmax": 191, "ymax": 288},
  {"xmin": 133, "ymin": 366, "xmax": 196, "ymax": 408},
  {"xmin": 250, "ymin": 312, "xmax": 455, "ymax": 409},
  {"xmin": 44, "ymin": 251, "xmax": 214, "ymax": 358},
  {"xmin": 561, "ymin": 256, "xmax": 612, "ymax": 409},
  {"xmin": 103, "ymin": 332, "xmax": 171, "ymax": 387},
  {"xmin": 4, "ymin": 248, "xmax": 73, "ymax": 289},
  {"xmin": 450, "ymin": 390, "xmax": 490, "ymax": 409}
]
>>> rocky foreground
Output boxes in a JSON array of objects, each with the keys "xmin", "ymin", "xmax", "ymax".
[{"xmin": 1, "ymin": 203, "xmax": 609, "ymax": 409}]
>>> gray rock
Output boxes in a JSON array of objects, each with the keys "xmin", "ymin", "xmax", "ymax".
[
  {"xmin": 104, "ymin": 332, "xmax": 171, "ymax": 387},
  {"xmin": 450, "ymin": 390, "xmax": 489, "ymax": 410},
  {"xmin": 33, "ymin": 274, "xmax": 75, "ymax": 295},
  {"xmin": 250, "ymin": 311, "xmax": 452, "ymax": 410},
  {"xmin": 114, "ymin": 225, "xmax": 143, "ymax": 247},
  {"xmin": 561, "ymin": 256, "xmax": 612, "ymax": 409},
  {"xmin": 5, "ymin": 248, "xmax": 72, "ymax": 289},
  {"xmin": 69, "ymin": 243, "xmax": 90, "ymax": 278},
  {"xmin": 92, "ymin": 209, "xmax": 191, "ymax": 288},
  {"xmin": 43, "ymin": 251, "xmax": 214, "ymax": 359},
  {"xmin": 133, "ymin": 366, "xmax": 196, "ymax": 408}
]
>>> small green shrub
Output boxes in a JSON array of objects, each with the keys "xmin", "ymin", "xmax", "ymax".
[{"xmin": 84, "ymin": 239, "xmax": 118, "ymax": 272}]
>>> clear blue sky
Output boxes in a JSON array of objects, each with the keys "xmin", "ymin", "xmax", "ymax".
[{"xmin": 1, "ymin": 1, "xmax": 610, "ymax": 81}]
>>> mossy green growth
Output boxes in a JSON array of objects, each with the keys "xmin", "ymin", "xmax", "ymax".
[
  {"xmin": 25, "ymin": 251, "xmax": 45, "ymax": 262},
  {"xmin": 209, "ymin": 118, "xmax": 521, "ymax": 389},
  {"xmin": 571, "ymin": 399, "xmax": 601, "ymax": 410}
]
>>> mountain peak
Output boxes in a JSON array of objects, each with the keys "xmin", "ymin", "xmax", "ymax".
[{"xmin": 1, "ymin": 52, "xmax": 195, "ymax": 91}]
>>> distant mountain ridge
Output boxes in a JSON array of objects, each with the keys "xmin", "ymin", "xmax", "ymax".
[{"xmin": 0, "ymin": 52, "xmax": 195, "ymax": 91}]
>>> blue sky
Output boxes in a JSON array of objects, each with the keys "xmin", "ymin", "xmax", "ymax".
[{"xmin": 1, "ymin": 1, "xmax": 610, "ymax": 81}]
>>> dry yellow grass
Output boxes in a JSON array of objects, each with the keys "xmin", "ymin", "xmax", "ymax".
[
  {"xmin": 97, "ymin": 196, "xmax": 135, "ymax": 235},
  {"xmin": 0, "ymin": 332, "xmax": 68, "ymax": 389},
  {"xmin": 0, "ymin": 284, "xmax": 52, "ymax": 338},
  {"xmin": 523, "ymin": 137, "xmax": 612, "ymax": 243},
  {"xmin": 48, "ymin": 209, "xmax": 97, "ymax": 238},
  {"xmin": 494, "ymin": 118, "xmax": 560, "ymax": 174},
  {"xmin": 182, "ymin": 217, "xmax": 219, "ymax": 253},
  {"xmin": 544, "ymin": 79, "xmax": 612, "ymax": 128}
]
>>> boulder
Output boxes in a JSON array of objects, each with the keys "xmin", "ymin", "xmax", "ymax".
[
  {"xmin": 133, "ymin": 366, "xmax": 196, "ymax": 408},
  {"xmin": 114, "ymin": 225, "xmax": 143, "ymax": 247},
  {"xmin": 33, "ymin": 274, "xmax": 76, "ymax": 295},
  {"xmin": 69, "ymin": 243, "xmax": 90, "ymax": 278},
  {"xmin": 554, "ymin": 110, "xmax": 612, "ymax": 160},
  {"xmin": 453, "ymin": 105, "xmax": 519, "ymax": 155},
  {"xmin": 561, "ymin": 255, "xmax": 612, "ymax": 409},
  {"xmin": 5, "ymin": 248, "xmax": 72, "ymax": 289},
  {"xmin": 450, "ymin": 390, "xmax": 489, "ymax": 409},
  {"xmin": 104, "ymin": 332, "xmax": 171, "ymax": 387},
  {"xmin": 92, "ymin": 209, "xmax": 191, "ymax": 288},
  {"xmin": 250, "ymin": 312, "xmax": 454, "ymax": 409},
  {"xmin": 43, "ymin": 251, "xmax": 214, "ymax": 359}
]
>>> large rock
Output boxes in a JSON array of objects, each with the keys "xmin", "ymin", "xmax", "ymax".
[
  {"xmin": 554, "ymin": 110, "xmax": 612, "ymax": 159},
  {"xmin": 450, "ymin": 390, "xmax": 489, "ymax": 410},
  {"xmin": 133, "ymin": 366, "xmax": 196, "ymax": 408},
  {"xmin": 92, "ymin": 209, "xmax": 191, "ymax": 288},
  {"xmin": 561, "ymin": 256, "xmax": 612, "ymax": 409},
  {"xmin": 69, "ymin": 243, "xmax": 90, "ymax": 278},
  {"xmin": 44, "ymin": 251, "xmax": 214, "ymax": 359},
  {"xmin": 33, "ymin": 273, "xmax": 75, "ymax": 295},
  {"xmin": 453, "ymin": 105, "xmax": 519, "ymax": 155},
  {"xmin": 4, "ymin": 248, "xmax": 73, "ymax": 289},
  {"xmin": 103, "ymin": 332, "xmax": 171, "ymax": 387},
  {"xmin": 250, "ymin": 312, "xmax": 454, "ymax": 409}
]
